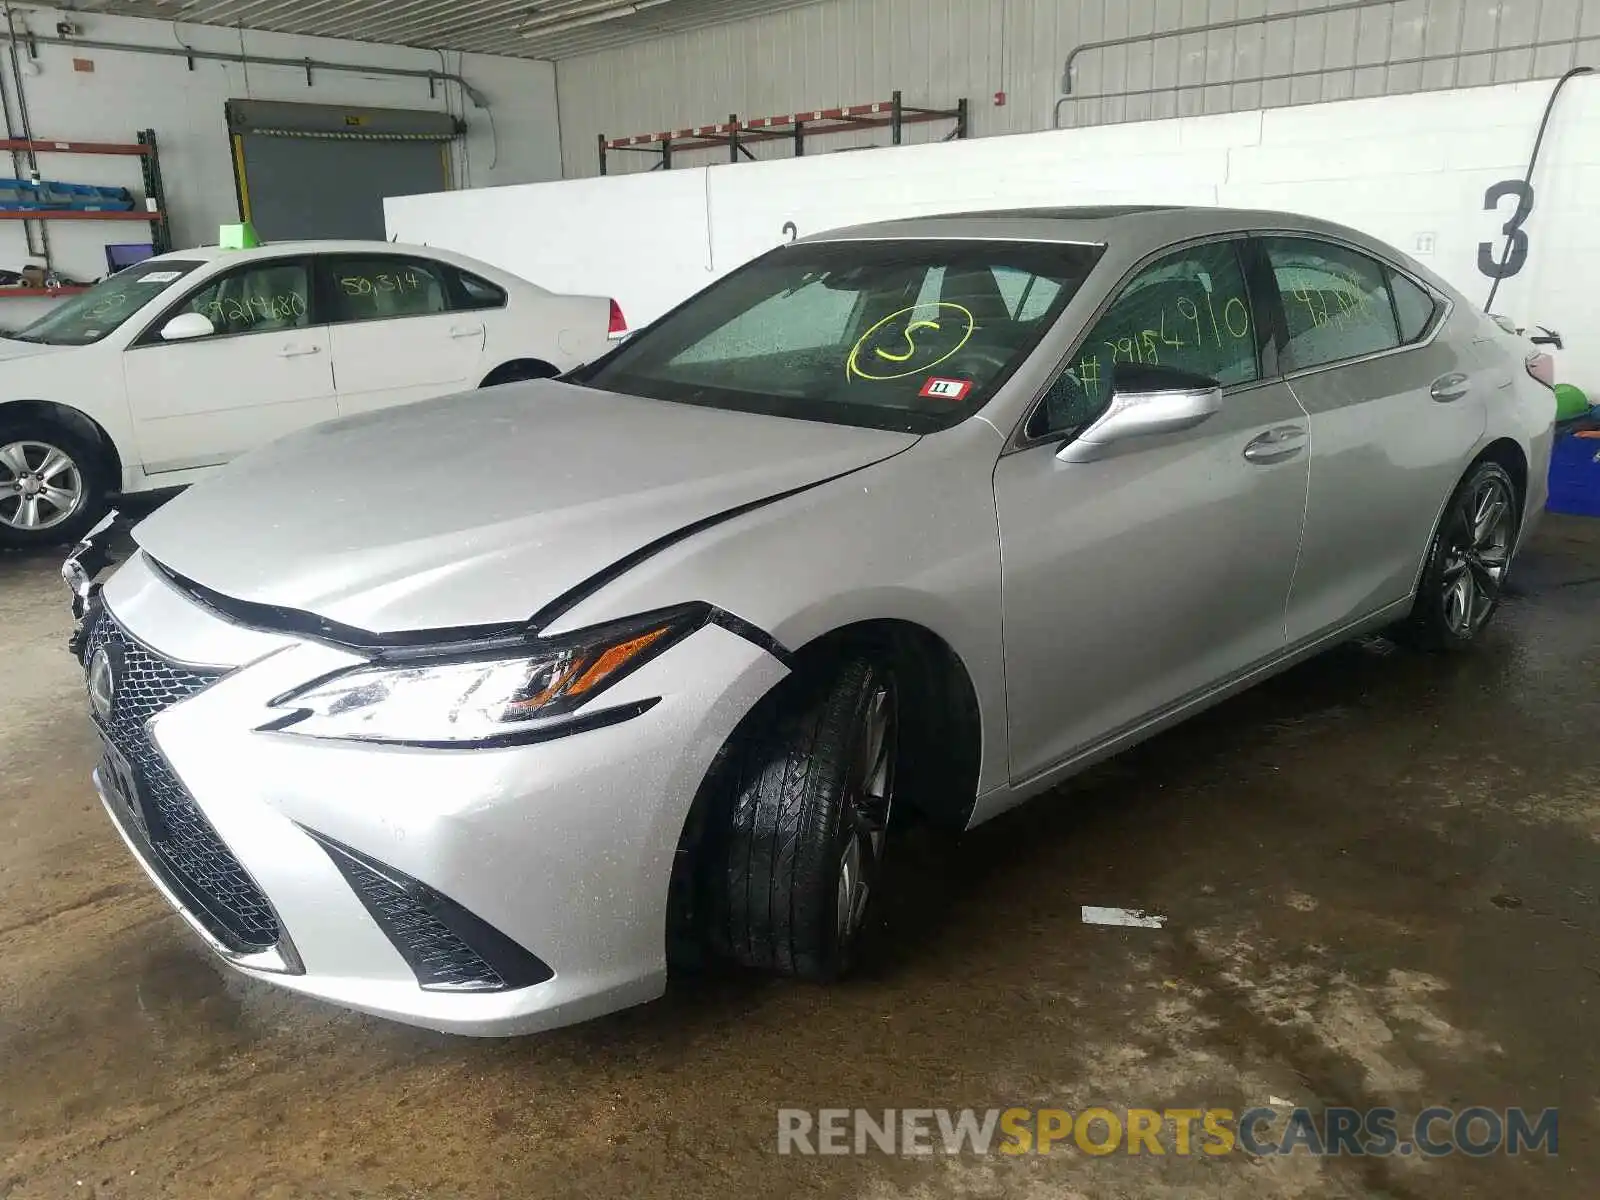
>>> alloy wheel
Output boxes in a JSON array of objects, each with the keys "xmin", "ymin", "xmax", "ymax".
[
  {"xmin": 0, "ymin": 440, "xmax": 85, "ymax": 532},
  {"xmin": 1439, "ymin": 475, "xmax": 1514, "ymax": 638},
  {"xmin": 835, "ymin": 680, "xmax": 896, "ymax": 948}
]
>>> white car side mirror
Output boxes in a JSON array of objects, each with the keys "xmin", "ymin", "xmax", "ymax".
[{"xmin": 160, "ymin": 312, "xmax": 215, "ymax": 342}]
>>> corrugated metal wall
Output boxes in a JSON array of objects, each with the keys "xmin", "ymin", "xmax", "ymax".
[{"xmin": 556, "ymin": 0, "xmax": 1600, "ymax": 176}]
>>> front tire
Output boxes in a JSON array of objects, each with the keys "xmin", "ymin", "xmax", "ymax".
[
  {"xmin": 713, "ymin": 659, "xmax": 897, "ymax": 981},
  {"xmin": 0, "ymin": 422, "xmax": 107, "ymax": 550},
  {"xmin": 1401, "ymin": 460, "xmax": 1519, "ymax": 650}
]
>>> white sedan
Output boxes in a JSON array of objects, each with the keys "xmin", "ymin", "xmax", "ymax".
[{"xmin": 0, "ymin": 240, "xmax": 624, "ymax": 548}]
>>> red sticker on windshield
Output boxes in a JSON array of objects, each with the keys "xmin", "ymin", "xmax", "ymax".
[{"xmin": 920, "ymin": 377, "xmax": 972, "ymax": 401}]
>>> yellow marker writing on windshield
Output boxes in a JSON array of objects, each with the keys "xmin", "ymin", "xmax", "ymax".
[
  {"xmin": 847, "ymin": 303, "xmax": 976, "ymax": 382},
  {"xmin": 874, "ymin": 319, "xmax": 943, "ymax": 363}
]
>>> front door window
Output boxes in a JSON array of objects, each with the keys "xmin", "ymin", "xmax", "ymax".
[{"xmin": 1033, "ymin": 239, "xmax": 1260, "ymax": 437}]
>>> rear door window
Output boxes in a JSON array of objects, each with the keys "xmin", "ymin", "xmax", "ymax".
[
  {"xmin": 320, "ymin": 256, "xmax": 451, "ymax": 324},
  {"xmin": 1260, "ymin": 237, "xmax": 1402, "ymax": 371}
]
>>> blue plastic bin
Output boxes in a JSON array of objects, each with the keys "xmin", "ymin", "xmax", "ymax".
[
  {"xmin": 1548, "ymin": 423, "xmax": 1600, "ymax": 517},
  {"xmin": 0, "ymin": 178, "xmax": 135, "ymax": 211}
]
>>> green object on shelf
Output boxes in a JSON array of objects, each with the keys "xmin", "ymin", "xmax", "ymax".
[
  {"xmin": 218, "ymin": 220, "xmax": 261, "ymax": 250},
  {"xmin": 1554, "ymin": 382, "xmax": 1590, "ymax": 421}
]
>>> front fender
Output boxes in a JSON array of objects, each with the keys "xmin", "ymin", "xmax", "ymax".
[{"xmin": 543, "ymin": 421, "xmax": 1011, "ymax": 795}]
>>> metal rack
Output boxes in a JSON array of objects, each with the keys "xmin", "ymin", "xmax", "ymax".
[
  {"xmin": 599, "ymin": 91, "xmax": 968, "ymax": 174},
  {"xmin": 0, "ymin": 128, "xmax": 170, "ymax": 296}
]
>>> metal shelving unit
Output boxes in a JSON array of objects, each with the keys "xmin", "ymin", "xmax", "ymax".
[
  {"xmin": 2, "ymin": 285, "xmax": 88, "ymax": 296},
  {"xmin": 0, "ymin": 128, "xmax": 170, "ymax": 297},
  {"xmin": 599, "ymin": 91, "xmax": 968, "ymax": 174},
  {"xmin": 0, "ymin": 208, "xmax": 162, "ymax": 221}
]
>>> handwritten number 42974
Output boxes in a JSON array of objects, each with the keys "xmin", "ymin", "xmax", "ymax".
[{"xmin": 1478, "ymin": 179, "xmax": 1533, "ymax": 280}]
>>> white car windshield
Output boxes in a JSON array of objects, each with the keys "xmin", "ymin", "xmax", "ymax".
[
  {"xmin": 12, "ymin": 260, "xmax": 205, "ymax": 347},
  {"xmin": 577, "ymin": 239, "xmax": 1105, "ymax": 433}
]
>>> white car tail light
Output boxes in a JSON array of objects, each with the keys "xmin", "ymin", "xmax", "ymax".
[
  {"xmin": 1526, "ymin": 351, "xmax": 1556, "ymax": 389},
  {"xmin": 607, "ymin": 298, "xmax": 628, "ymax": 338}
]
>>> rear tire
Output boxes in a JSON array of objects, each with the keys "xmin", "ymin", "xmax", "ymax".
[
  {"xmin": 1399, "ymin": 460, "xmax": 1519, "ymax": 650},
  {"xmin": 480, "ymin": 361, "xmax": 558, "ymax": 388},
  {"xmin": 712, "ymin": 659, "xmax": 897, "ymax": 981},
  {"xmin": 0, "ymin": 421, "xmax": 107, "ymax": 551}
]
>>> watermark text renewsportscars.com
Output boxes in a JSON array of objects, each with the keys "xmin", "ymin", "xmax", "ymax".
[{"xmin": 776, "ymin": 1106, "xmax": 1558, "ymax": 1158}]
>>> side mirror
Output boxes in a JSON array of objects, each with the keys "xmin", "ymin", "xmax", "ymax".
[
  {"xmin": 1056, "ymin": 365, "xmax": 1222, "ymax": 463},
  {"xmin": 159, "ymin": 311, "xmax": 215, "ymax": 342}
]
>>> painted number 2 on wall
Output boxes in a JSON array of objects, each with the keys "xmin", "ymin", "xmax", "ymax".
[{"xmin": 1477, "ymin": 179, "xmax": 1533, "ymax": 280}]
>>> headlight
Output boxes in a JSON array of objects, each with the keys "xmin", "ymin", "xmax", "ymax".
[{"xmin": 264, "ymin": 608, "xmax": 701, "ymax": 746}]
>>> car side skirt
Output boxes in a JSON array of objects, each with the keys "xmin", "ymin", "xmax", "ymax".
[{"xmin": 970, "ymin": 595, "xmax": 1414, "ymax": 827}]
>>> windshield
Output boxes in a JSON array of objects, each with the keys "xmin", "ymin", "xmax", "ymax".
[
  {"xmin": 577, "ymin": 239, "xmax": 1104, "ymax": 433},
  {"xmin": 12, "ymin": 260, "xmax": 205, "ymax": 346}
]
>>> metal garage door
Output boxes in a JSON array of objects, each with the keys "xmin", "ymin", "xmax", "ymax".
[{"xmin": 226, "ymin": 100, "xmax": 463, "ymax": 242}]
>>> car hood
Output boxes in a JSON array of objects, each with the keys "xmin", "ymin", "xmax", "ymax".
[
  {"xmin": 0, "ymin": 336, "xmax": 72, "ymax": 361},
  {"xmin": 133, "ymin": 381, "xmax": 917, "ymax": 635}
]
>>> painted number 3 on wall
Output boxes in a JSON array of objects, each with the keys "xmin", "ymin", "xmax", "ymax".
[{"xmin": 1477, "ymin": 179, "xmax": 1534, "ymax": 279}]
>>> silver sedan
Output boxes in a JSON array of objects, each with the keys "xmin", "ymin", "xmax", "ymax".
[{"xmin": 65, "ymin": 206, "xmax": 1554, "ymax": 1034}]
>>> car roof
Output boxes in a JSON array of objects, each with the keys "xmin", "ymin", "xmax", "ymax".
[
  {"xmin": 142, "ymin": 239, "xmax": 547, "ymax": 294},
  {"xmin": 797, "ymin": 205, "xmax": 1370, "ymax": 248},
  {"xmin": 148, "ymin": 240, "xmax": 461, "ymax": 264}
]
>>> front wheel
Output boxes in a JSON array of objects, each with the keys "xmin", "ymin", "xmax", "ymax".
[
  {"xmin": 1400, "ymin": 460, "xmax": 1519, "ymax": 649},
  {"xmin": 712, "ymin": 659, "xmax": 898, "ymax": 981},
  {"xmin": 0, "ymin": 424, "xmax": 107, "ymax": 550}
]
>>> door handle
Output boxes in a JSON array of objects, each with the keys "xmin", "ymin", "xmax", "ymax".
[
  {"xmin": 1242, "ymin": 424, "xmax": 1307, "ymax": 464},
  {"xmin": 276, "ymin": 344, "xmax": 321, "ymax": 358},
  {"xmin": 1429, "ymin": 372, "xmax": 1471, "ymax": 402},
  {"xmin": 449, "ymin": 325, "xmax": 484, "ymax": 339}
]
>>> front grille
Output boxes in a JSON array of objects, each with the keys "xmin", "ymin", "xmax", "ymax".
[
  {"xmin": 86, "ymin": 608, "xmax": 282, "ymax": 952},
  {"xmin": 335, "ymin": 854, "xmax": 507, "ymax": 991}
]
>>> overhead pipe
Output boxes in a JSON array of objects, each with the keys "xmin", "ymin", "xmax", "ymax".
[
  {"xmin": 1053, "ymin": 0, "xmax": 1403, "ymax": 128},
  {"xmin": 0, "ymin": 27, "xmax": 488, "ymax": 106}
]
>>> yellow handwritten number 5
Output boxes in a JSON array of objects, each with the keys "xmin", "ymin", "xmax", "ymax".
[
  {"xmin": 874, "ymin": 319, "xmax": 943, "ymax": 363},
  {"xmin": 847, "ymin": 302, "xmax": 976, "ymax": 382}
]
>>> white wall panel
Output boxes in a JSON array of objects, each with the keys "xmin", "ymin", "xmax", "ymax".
[
  {"xmin": 388, "ymin": 170, "xmax": 712, "ymax": 327},
  {"xmin": 555, "ymin": 0, "xmax": 1600, "ymax": 179},
  {"xmin": 390, "ymin": 75, "xmax": 1600, "ymax": 394},
  {"xmin": 0, "ymin": 5, "xmax": 560, "ymax": 326}
]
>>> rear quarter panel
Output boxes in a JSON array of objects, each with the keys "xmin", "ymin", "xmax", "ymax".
[
  {"xmin": 487, "ymin": 289, "xmax": 610, "ymax": 374},
  {"xmin": 1469, "ymin": 321, "xmax": 1556, "ymax": 530}
]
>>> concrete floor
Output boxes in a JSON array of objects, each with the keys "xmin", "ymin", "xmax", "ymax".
[{"xmin": 2, "ymin": 514, "xmax": 1596, "ymax": 1200}]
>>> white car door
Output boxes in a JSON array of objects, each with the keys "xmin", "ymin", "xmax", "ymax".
[
  {"xmin": 320, "ymin": 254, "xmax": 487, "ymax": 417},
  {"xmin": 122, "ymin": 256, "xmax": 335, "ymax": 475}
]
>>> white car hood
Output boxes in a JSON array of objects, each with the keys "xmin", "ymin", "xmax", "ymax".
[
  {"xmin": 0, "ymin": 336, "xmax": 72, "ymax": 361},
  {"xmin": 133, "ymin": 380, "xmax": 918, "ymax": 636}
]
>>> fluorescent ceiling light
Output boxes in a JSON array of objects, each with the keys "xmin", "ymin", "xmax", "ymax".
[{"xmin": 522, "ymin": 0, "xmax": 671, "ymax": 38}]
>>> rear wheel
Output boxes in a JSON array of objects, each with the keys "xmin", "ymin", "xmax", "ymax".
[
  {"xmin": 480, "ymin": 360, "xmax": 558, "ymax": 388},
  {"xmin": 712, "ymin": 659, "xmax": 897, "ymax": 981},
  {"xmin": 1401, "ymin": 460, "xmax": 1518, "ymax": 649},
  {"xmin": 0, "ymin": 423, "xmax": 106, "ymax": 550}
]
